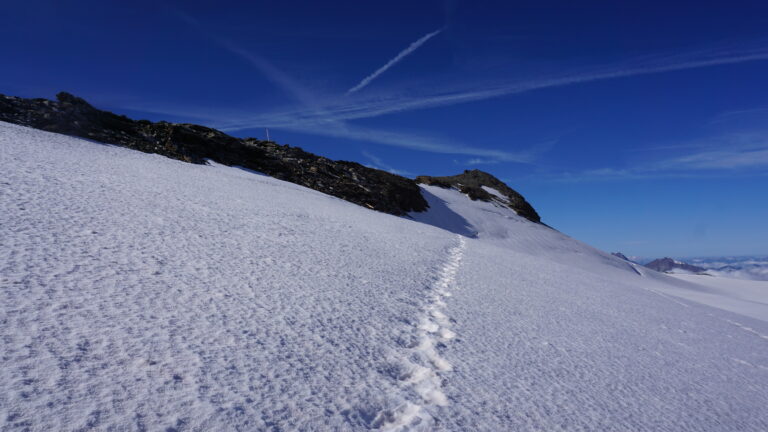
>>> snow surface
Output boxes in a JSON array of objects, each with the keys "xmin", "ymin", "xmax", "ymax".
[
  {"xmin": 479, "ymin": 186, "xmax": 505, "ymax": 200},
  {"xmin": 665, "ymin": 274, "xmax": 768, "ymax": 322},
  {"xmin": 412, "ymin": 185, "xmax": 768, "ymax": 323},
  {"xmin": 2, "ymin": 121, "xmax": 768, "ymax": 431}
]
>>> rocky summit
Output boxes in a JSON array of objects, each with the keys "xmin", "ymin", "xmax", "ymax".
[{"xmin": 415, "ymin": 170, "xmax": 541, "ymax": 223}]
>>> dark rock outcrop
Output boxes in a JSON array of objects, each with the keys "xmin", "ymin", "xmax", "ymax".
[
  {"xmin": 644, "ymin": 257, "xmax": 706, "ymax": 273},
  {"xmin": 611, "ymin": 252, "xmax": 638, "ymax": 263},
  {"xmin": 415, "ymin": 169, "xmax": 541, "ymax": 223},
  {"xmin": 0, "ymin": 92, "xmax": 427, "ymax": 216}
]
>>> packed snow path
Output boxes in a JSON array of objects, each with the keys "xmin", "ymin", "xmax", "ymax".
[
  {"xmin": 2, "ymin": 122, "xmax": 768, "ymax": 431},
  {"xmin": 374, "ymin": 236, "xmax": 465, "ymax": 431}
]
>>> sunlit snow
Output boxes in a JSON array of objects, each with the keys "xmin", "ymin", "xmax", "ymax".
[{"xmin": 2, "ymin": 121, "xmax": 768, "ymax": 431}]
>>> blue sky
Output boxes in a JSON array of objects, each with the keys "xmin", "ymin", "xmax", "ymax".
[{"xmin": 3, "ymin": 0, "xmax": 768, "ymax": 257}]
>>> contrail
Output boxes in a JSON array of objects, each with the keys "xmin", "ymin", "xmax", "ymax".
[
  {"xmin": 167, "ymin": 11, "xmax": 526, "ymax": 161},
  {"xmin": 347, "ymin": 28, "xmax": 443, "ymax": 94},
  {"xmin": 247, "ymin": 47, "xmax": 768, "ymax": 126}
]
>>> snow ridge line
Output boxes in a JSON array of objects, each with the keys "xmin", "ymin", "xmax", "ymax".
[{"xmin": 375, "ymin": 236, "xmax": 466, "ymax": 431}]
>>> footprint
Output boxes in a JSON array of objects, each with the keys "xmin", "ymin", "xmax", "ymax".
[{"xmin": 376, "ymin": 236, "xmax": 466, "ymax": 430}]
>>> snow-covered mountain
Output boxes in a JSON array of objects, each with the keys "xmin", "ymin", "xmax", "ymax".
[{"xmin": 2, "ymin": 121, "xmax": 768, "ymax": 431}]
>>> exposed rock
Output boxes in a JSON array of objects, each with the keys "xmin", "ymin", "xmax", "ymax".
[
  {"xmin": 0, "ymin": 92, "xmax": 427, "ymax": 216},
  {"xmin": 415, "ymin": 169, "xmax": 541, "ymax": 223},
  {"xmin": 644, "ymin": 257, "xmax": 706, "ymax": 274}
]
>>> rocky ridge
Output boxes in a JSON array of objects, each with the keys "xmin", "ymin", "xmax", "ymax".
[
  {"xmin": 0, "ymin": 92, "xmax": 542, "ymax": 222},
  {"xmin": 0, "ymin": 92, "xmax": 427, "ymax": 216}
]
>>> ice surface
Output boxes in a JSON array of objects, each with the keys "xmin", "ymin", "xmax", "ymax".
[{"xmin": 2, "ymin": 121, "xmax": 768, "ymax": 431}]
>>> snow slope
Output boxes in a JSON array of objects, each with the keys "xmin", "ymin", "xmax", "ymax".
[
  {"xmin": 2, "ymin": 121, "xmax": 768, "ymax": 431},
  {"xmin": 413, "ymin": 185, "xmax": 637, "ymax": 277},
  {"xmin": 413, "ymin": 184, "xmax": 768, "ymax": 323}
]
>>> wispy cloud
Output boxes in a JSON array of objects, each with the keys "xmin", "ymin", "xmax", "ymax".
[
  {"xmin": 465, "ymin": 158, "xmax": 501, "ymax": 166},
  {"xmin": 157, "ymin": 9, "xmax": 768, "ymax": 168},
  {"xmin": 164, "ymin": 10, "xmax": 534, "ymax": 163},
  {"xmin": 169, "ymin": 7, "xmax": 340, "ymax": 127},
  {"xmin": 163, "ymin": 10, "xmax": 536, "ymax": 163},
  {"xmin": 640, "ymin": 131, "xmax": 768, "ymax": 172},
  {"xmin": 347, "ymin": 28, "xmax": 443, "ymax": 94},
  {"xmin": 220, "ymin": 43, "xmax": 317, "ymax": 108},
  {"xmin": 131, "ymin": 42, "xmax": 768, "ymax": 165},
  {"xmin": 229, "ymin": 46, "xmax": 768, "ymax": 129},
  {"xmin": 710, "ymin": 107, "xmax": 768, "ymax": 125},
  {"xmin": 552, "ymin": 131, "xmax": 768, "ymax": 182},
  {"xmin": 261, "ymin": 121, "xmax": 535, "ymax": 162},
  {"xmin": 655, "ymin": 147, "xmax": 768, "ymax": 170},
  {"xmin": 361, "ymin": 151, "xmax": 412, "ymax": 176}
]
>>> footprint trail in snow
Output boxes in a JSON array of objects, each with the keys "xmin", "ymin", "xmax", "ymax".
[{"xmin": 375, "ymin": 235, "xmax": 466, "ymax": 431}]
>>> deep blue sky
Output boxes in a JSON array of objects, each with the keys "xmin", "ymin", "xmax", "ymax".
[{"xmin": 3, "ymin": 0, "xmax": 768, "ymax": 257}]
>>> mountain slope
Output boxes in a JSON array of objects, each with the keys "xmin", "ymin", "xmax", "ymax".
[
  {"xmin": 2, "ymin": 121, "xmax": 768, "ymax": 431},
  {"xmin": 0, "ymin": 92, "xmax": 427, "ymax": 215}
]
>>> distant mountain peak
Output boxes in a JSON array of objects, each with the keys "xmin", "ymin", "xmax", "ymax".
[
  {"xmin": 415, "ymin": 169, "xmax": 541, "ymax": 223},
  {"xmin": 644, "ymin": 257, "xmax": 706, "ymax": 274}
]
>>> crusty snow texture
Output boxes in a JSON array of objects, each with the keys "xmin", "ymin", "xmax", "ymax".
[{"xmin": 1, "ymin": 121, "xmax": 768, "ymax": 431}]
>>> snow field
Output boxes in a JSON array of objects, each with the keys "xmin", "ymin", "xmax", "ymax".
[
  {"xmin": 0, "ymin": 122, "xmax": 458, "ymax": 430},
  {"xmin": 438, "ymin": 240, "xmax": 768, "ymax": 431},
  {"xmin": 2, "ymin": 121, "xmax": 768, "ymax": 431}
]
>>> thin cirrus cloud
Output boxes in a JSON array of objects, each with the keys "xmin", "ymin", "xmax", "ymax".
[
  {"xmin": 641, "ymin": 132, "xmax": 768, "ymax": 172},
  {"xmin": 227, "ymin": 45, "xmax": 768, "ymax": 130},
  {"xmin": 167, "ymin": 10, "xmax": 531, "ymax": 163},
  {"xmin": 157, "ymin": 9, "xmax": 768, "ymax": 167},
  {"xmin": 166, "ymin": 41, "xmax": 768, "ymax": 166},
  {"xmin": 361, "ymin": 151, "xmax": 413, "ymax": 176},
  {"xmin": 656, "ymin": 147, "xmax": 768, "ymax": 170},
  {"xmin": 347, "ymin": 28, "xmax": 443, "ymax": 94},
  {"xmin": 211, "ymin": 37, "xmax": 533, "ymax": 163},
  {"xmin": 257, "ymin": 120, "xmax": 537, "ymax": 163},
  {"xmin": 557, "ymin": 132, "xmax": 768, "ymax": 182}
]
